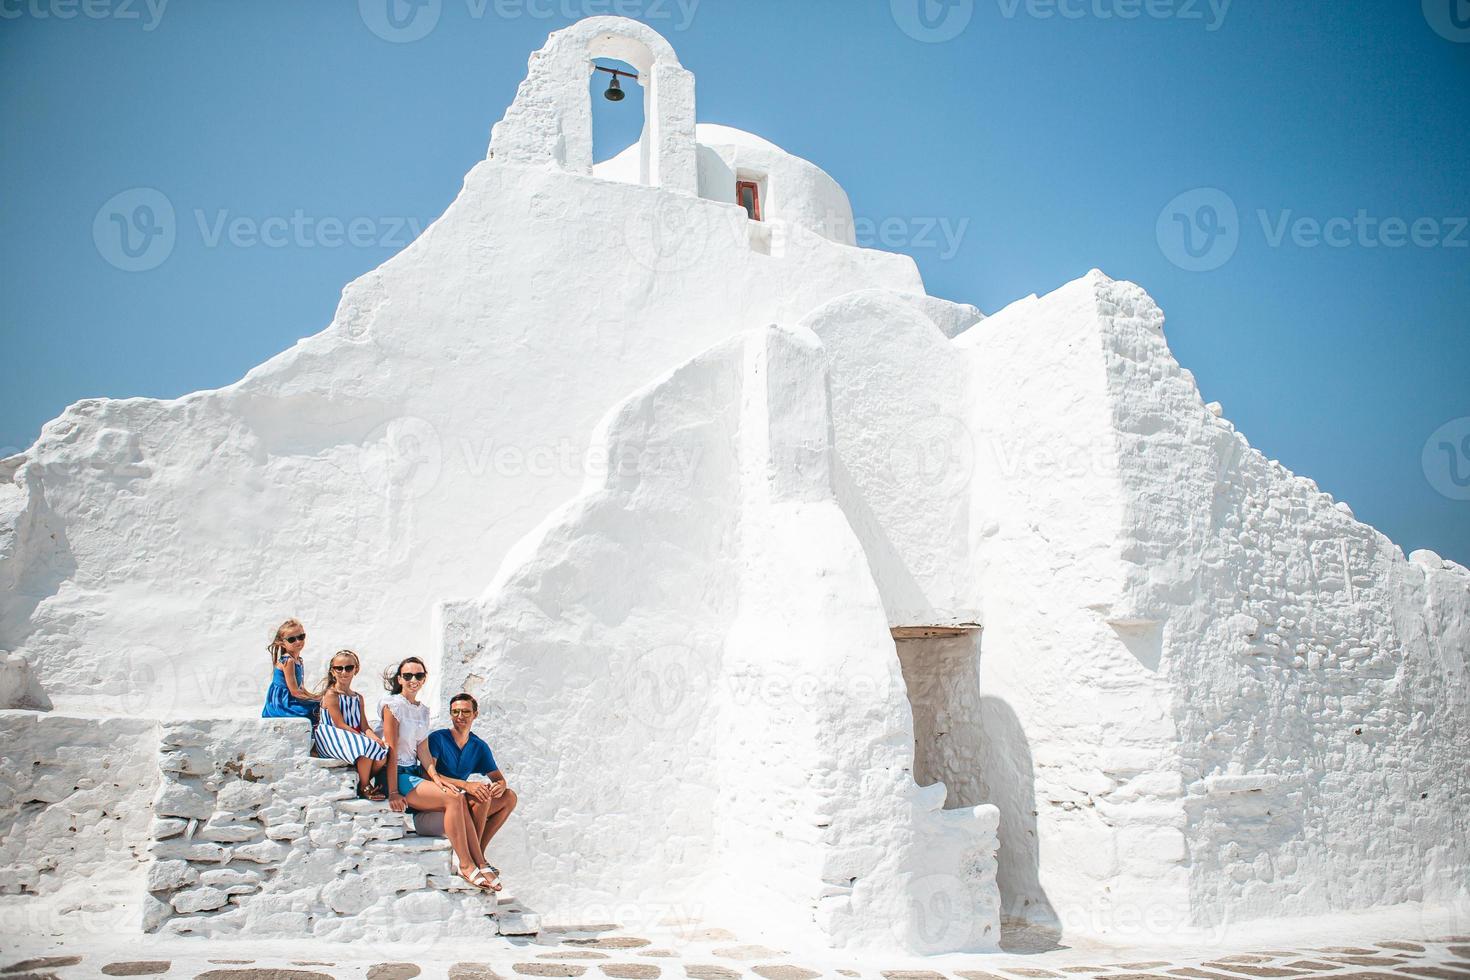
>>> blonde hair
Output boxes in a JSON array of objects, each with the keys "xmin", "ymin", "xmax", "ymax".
[
  {"xmin": 266, "ymin": 618, "xmax": 304, "ymax": 667},
  {"xmin": 315, "ymin": 649, "xmax": 361, "ymax": 699}
]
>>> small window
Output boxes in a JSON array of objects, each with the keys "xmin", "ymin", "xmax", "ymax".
[{"xmin": 736, "ymin": 179, "xmax": 762, "ymax": 221}]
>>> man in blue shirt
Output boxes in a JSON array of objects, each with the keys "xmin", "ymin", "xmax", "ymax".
[{"xmin": 427, "ymin": 693, "xmax": 518, "ymax": 854}]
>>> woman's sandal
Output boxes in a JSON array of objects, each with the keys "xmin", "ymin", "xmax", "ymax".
[
  {"xmin": 463, "ymin": 867, "xmax": 500, "ymax": 892},
  {"xmin": 358, "ymin": 782, "xmax": 387, "ymax": 802},
  {"xmin": 471, "ymin": 866, "xmax": 503, "ymax": 892}
]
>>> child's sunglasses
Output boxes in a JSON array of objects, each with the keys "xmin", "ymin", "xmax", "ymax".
[
  {"xmin": 284, "ymin": 633, "xmax": 306, "ymax": 643},
  {"xmin": 331, "ymin": 664, "xmax": 357, "ymax": 672}
]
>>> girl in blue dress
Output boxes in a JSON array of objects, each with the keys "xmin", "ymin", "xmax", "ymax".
[
  {"xmin": 313, "ymin": 649, "xmax": 390, "ymax": 799},
  {"xmin": 261, "ymin": 618, "xmax": 319, "ymax": 720}
]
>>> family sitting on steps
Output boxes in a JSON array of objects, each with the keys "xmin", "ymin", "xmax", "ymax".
[{"xmin": 259, "ymin": 617, "xmax": 517, "ymax": 894}]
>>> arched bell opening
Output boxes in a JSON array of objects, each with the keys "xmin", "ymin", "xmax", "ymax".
[
  {"xmin": 588, "ymin": 56, "xmax": 647, "ymax": 185},
  {"xmin": 586, "ymin": 31, "xmax": 658, "ymax": 186}
]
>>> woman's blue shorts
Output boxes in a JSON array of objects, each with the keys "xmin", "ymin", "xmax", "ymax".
[{"xmin": 396, "ymin": 765, "xmax": 426, "ymax": 797}]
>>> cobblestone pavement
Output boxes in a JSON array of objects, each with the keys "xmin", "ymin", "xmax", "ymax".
[{"xmin": 2, "ymin": 929, "xmax": 1467, "ymax": 980}]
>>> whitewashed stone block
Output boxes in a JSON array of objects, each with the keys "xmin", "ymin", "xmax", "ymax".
[
  {"xmin": 145, "ymin": 859, "xmax": 196, "ymax": 892},
  {"xmin": 151, "ymin": 817, "xmax": 187, "ymax": 839},
  {"xmin": 308, "ymin": 822, "xmax": 351, "ymax": 848},
  {"xmin": 171, "ymin": 885, "xmax": 228, "ymax": 913},
  {"xmin": 322, "ymin": 873, "xmax": 375, "ymax": 915},
  {"xmin": 264, "ymin": 822, "xmax": 306, "ymax": 841},
  {"xmin": 199, "ymin": 867, "xmax": 261, "ymax": 887},
  {"xmin": 141, "ymin": 895, "xmax": 176, "ymax": 933},
  {"xmin": 496, "ymin": 911, "xmax": 538, "ymax": 935},
  {"xmin": 366, "ymin": 863, "xmax": 428, "ymax": 893},
  {"xmin": 154, "ymin": 780, "xmax": 214, "ymax": 820},
  {"xmin": 233, "ymin": 839, "xmax": 290, "ymax": 864},
  {"xmin": 201, "ymin": 821, "xmax": 262, "ymax": 843},
  {"xmin": 216, "ymin": 780, "xmax": 273, "ymax": 813},
  {"xmin": 149, "ymin": 840, "xmax": 228, "ymax": 863},
  {"xmin": 394, "ymin": 888, "xmax": 455, "ymax": 921}
]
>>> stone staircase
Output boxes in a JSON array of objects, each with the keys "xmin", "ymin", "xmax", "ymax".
[{"xmin": 143, "ymin": 718, "xmax": 537, "ymax": 939}]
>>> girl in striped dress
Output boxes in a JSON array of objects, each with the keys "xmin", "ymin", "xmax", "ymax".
[{"xmin": 313, "ymin": 649, "xmax": 390, "ymax": 800}]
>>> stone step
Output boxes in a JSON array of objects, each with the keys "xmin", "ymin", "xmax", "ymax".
[
  {"xmin": 497, "ymin": 909, "xmax": 540, "ymax": 935},
  {"xmin": 365, "ymin": 833, "xmax": 452, "ymax": 852},
  {"xmin": 427, "ymin": 874, "xmax": 522, "ymax": 901}
]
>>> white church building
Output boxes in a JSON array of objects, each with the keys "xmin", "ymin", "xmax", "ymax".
[{"xmin": 0, "ymin": 16, "xmax": 1466, "ymax": 956}]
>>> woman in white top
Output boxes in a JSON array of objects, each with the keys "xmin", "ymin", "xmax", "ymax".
[{"xmin": 379, "ymin": 656, "xmax": 500, "ymax": 891}]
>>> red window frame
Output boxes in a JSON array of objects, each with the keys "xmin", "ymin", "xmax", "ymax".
[{"xmin": 736, "ymin": 179, "xmax": 762, "ymax": 221}]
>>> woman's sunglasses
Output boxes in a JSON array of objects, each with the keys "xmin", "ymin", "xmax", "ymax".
[
  {"xmin": 400, "ymin": 671, "xmax": 427, "ymax": 681},
  {"xmin": 331, "ymin": 664, "xmax": 357, "ymax": 673},
  {"xmin": 284, "ymin": 633, "xmax": 306, "ymax": 643}
]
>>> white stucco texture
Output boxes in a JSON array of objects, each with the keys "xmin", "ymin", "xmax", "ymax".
[{"xmin": 0, "ymin": 14, "xmax": 1464, "ymax": 957}]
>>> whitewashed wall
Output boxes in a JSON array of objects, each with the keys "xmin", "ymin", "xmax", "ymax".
[
  {"xmin": 0, "ymin": 712, "xmax": 157, "ymax": 896},
  {"xmin": 0, "ymin": 13, "xmax": 1463, "ymax": 955},
  {"xmin": 0, "ymin": 20, "xmax": 921, "ymax": 717},
  {"xmin": 957, "ymin": 271, "xmax": 1470, "ymax": 938},
  {"xmin": 436, "ymin": 324, "xmax": 1001, "ymax": 955}
]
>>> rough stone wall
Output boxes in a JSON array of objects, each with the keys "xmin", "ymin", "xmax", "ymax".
[
  {"xmin": 143, "ymin": 718, "xmax": 527, "ymax": 939},
  {"xmin": 957, "ymin": 275, "xmax": 1193, "ymax": 937},
  {"xmin": 1090, "ymin": 274, "xmax": 1470, "ymax": 925},
  {"xmin": 0, "ymin": 712, "xmax": 157, "ymax": 896},
  {"xmin": 949, "ymin": 269, "xmax": 1468, "ymax": 939},
  {"xmin": 895, "ymin": 635, "xmax": 986, "ymax": 810}
]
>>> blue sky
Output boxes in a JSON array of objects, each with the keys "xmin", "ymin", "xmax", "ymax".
[{"xmin": 2, "ymin": 0, "xmax": 1467, "ymax": 565}]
